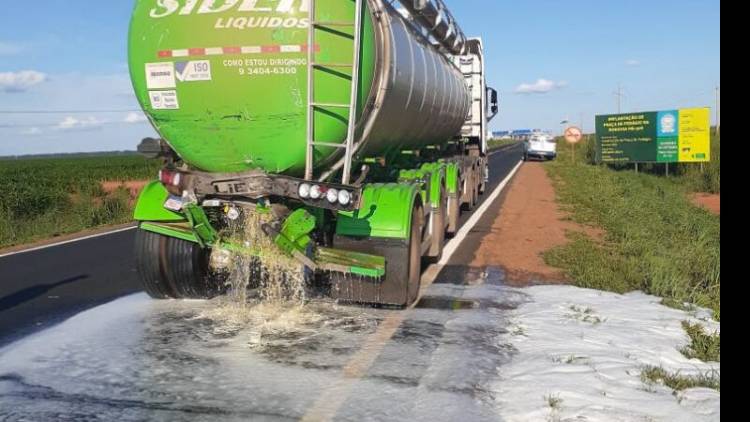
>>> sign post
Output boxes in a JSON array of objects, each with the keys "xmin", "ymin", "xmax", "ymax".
[{"xmin": 564, "ymin": 126, "xmax": 584, "ymax": 164}]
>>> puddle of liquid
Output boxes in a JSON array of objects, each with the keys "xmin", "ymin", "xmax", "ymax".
[
  {"xmin": 432, "ymin": 266, "xmax": 506, "ymax": 286},
  {"xmin": 416, "ymin": 297, "xmax": 480, "ymax": 310}
]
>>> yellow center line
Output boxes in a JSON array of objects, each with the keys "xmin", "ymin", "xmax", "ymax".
[
  {"xmin": 300, "ymin": 311, "xmax": 410, "ymax": 422},
  {"xmin": 300, "ymin": 266, "xmax": 444, "ymax": 422}
]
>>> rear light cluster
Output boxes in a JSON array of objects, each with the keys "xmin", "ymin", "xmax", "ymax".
[
  {"xmin": 298, "ymin": 183, "xmax": 352, "ymax": 206},
  {"xmin": 159, "ymin": 169, "xmax": 182, "ymax": 187}
]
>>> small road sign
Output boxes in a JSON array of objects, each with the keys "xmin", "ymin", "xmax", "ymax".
[{"xmin": 565, "ymin": 126, "xmax": 583, "ymax": 144}]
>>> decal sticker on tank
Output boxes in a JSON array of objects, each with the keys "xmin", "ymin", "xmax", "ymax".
[
  {"xmin": 149, "ymin": 90, "xmax": 180, "ymax": 110},
  {"xmin": 156, "ymin": 44, "xmax": 317, "ymax": 59},
  {"xmin": 145, "ymin": 62, "xmax": 176, "ymax": 89},
  {"xmin": 175, "ymin": 60, "xmax": 212, "ymax": 82}
]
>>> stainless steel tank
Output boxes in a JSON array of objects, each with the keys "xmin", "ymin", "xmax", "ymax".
[{"xmin": 354, "ymin": 0, "xmax": 471, "ymax": 159}]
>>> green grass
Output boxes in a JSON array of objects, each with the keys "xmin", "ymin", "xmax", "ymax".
[
  {"xmin": 680, "ymin": 321, "xmax": 720, "ymax": 362},
  {"xmin": 0, "ymin": 155, "xmax": 161, "ymax": 248},
  {"xmin": 488, "ymin": 139, "xmax": 519, "ymax": 150},
  {"xmin": 576, "ymin": 130, "xmax": 720, "ymax": 194},
  {"xmin": 677, "ymin": 130, "xmax": 720, "ymax": 194},
  {"xmin": 544, "ymin": 393, "xmax": 563, "ymax": 410},
  {"xmin": 543, "ymin": 137, "xmax": 720, "ymax": 320},
  {"xmin": 641, "ymin": 366, "xmax": 720, "ymax": 392}
]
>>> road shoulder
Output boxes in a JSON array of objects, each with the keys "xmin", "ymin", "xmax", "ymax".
[
  {"xmin": 0, "ymin": 223, "xmax": 137, "ymax": 257},
  {"xmin": 469, "ymin": 161, "xmax": 602, "ymax": 285}
]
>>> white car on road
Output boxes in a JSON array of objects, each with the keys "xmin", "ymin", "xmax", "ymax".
[{"xmin": 523, "ymin": 132, "xmax": 557, "ymax": 161}]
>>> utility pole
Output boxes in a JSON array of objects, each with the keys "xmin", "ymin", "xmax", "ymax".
[
  {"xmin": 580, "ymin": 112, "xmax": 584, "ymax": 133},
  {"xmin": 614, "ymin": 84, "xmax": 625, "ymax": 114}
]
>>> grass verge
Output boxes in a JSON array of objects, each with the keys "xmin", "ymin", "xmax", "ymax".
[
  {"xmin": 680, "ymin": 321, "xmax": 720, "ymax": 362},
  {"xmin": 542, "ymin": 137, "xmax": 720, "ymax": 320},
  {"xmin": 641, "ymin": 366, "xmax": 720, "ymax": 392}
]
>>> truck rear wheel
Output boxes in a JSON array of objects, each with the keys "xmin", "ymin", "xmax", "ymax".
[
  {"xmin": 472, "ymin": 168, "xmax": 480, "ymax": 207},
  {"xmin": 479, "ymin": 163, "xmax": 488, "ymax": 195},
  {"xmin": 427, "ymin": 184, "xmax": 447, "ymax": 263},
  {"xmin": 405, "ymin": 204, "xmax": 424, "ymax": 305},
  {"xmin": 447, "ymin": 190, "xmax": 460, "ymax": 237},
  {"xmin": 464, "ymin": 169, "xmax": 479, "ymax": 211},
  {"xmin": 331, "ymin": 202, "xmax": 423, "ymax": 307},
  {"xmin": 135, "ymin": 229, "xmax": 225, "ymax": 300}
]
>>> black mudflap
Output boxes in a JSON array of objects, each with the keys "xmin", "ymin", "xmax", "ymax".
[{"xmin": 330, "ymin": 235, "xmax": 411, "ymax": 307}]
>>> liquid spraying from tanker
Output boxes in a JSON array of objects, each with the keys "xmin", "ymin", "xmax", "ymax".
[{"xmin": 199, "ymin": 205, "xmax": 323, "ymax": 344}]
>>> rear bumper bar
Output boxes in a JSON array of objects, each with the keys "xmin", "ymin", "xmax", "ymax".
[{"xmin": 173, "ymin": 169, "xmax": 364, "ymax": 212}]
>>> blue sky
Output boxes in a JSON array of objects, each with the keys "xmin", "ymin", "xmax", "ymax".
[{"xmin": 0, "ymin": 0, "xmax": 720, "ymax": 155}]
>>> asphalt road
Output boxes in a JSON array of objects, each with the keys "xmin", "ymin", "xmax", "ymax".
[{"xmin": 0, "ymin": 144, "xmax": 524, "ymax": 347}]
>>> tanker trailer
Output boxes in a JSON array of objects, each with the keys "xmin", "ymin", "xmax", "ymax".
[{"xmin": 129, "ymin": 0, "xmax": 499, "ymax": 307}]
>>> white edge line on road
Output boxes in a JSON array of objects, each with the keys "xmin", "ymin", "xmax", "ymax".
[
  {"xmin": 0, "ymin": 226, "xmax": 138, "ymax": 259},
  {"xmin": 437, "ymin": 159, "xmax": 523, "ymax": 267}
]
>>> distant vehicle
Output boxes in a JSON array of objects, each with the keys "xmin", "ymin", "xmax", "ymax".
[{"xmin": 523, "ymin": 132, "xmax": 557, "ymax": 161}]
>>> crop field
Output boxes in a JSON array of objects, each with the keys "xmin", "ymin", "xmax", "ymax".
[{"xmin": 0, "ymin": 154, "xmax": 161, "ymax": 248}]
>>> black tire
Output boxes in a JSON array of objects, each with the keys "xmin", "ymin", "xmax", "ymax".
[
  {"xmin": 471, "ymin": 168, "xmax": 480, "ymax": 208},
  {"xmin": 447, "ymin": 191, "xmax": 460, "ymax": 237},
  {"xmin": 331, "ymin": 202, "xmax": 423, "ymax": 308},
  {"xmin": 427, "ymin": 184, "xmax": 447, "ymax": 263},
  {"xmin": 447, "ymin": 170, "xmax": 462, "ymax": 236},
  {"xmin": 135, "ymin": 229, "xmax": 224, "ymax": 300},
  {"xmin": 479, "ymin": 164, "xmax": 488, "ymax": 195},
  {"xmin": 405, "ymin": 204, "xmax": 424, "ymax": 306},
  {"xmin": 467, "ymin": 168, "xmax": 479, "ymax": 210},
  {"xmin": 463, "ymin": 172, "xmax": 476, "ymax": 211}
]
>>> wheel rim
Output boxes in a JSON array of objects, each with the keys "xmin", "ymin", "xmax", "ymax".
[{"xmin": 435, "ymin": 186, "xmax": 446, "ymax": 258}]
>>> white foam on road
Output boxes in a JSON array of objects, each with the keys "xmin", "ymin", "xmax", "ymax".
[
  {"xmin": 0, "ymin": 293, "xmax": 152, "ymax": 385},
  {"xmin": 492, "ymin": 285, "xmax": 720, "ymax": 422},
  {"xmin": 0, "ymin": 277, "xmax": 720, "ymax": 420}
]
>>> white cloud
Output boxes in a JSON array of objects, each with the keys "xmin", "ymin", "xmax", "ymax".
[
  {"xmin": 0, "ymin": 72, "xmax": 158, "ymax": 155},
  {"xmin": 56, "ymin": 116, "xmax": 106, "ymax": 131},
  {"xmin": 0, "ymin": 41, "xmax": 24, "ymax": 56},
  {"xmin": 514, "ymin": 79, "xmax": 567, "ymax": 94},
  {"xmin": 625, "ymin": 59, "xmax": 641, "ymax": 66},
  {"xmin": 0, "ymin": 70, "xmax": 47, "ymax": 93},
  {"xmin": 124, "ymin": 112, "xmax": 147, "ymax": 123}
]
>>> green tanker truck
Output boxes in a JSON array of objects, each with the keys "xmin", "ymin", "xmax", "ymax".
[{"xmin": 130, "ymin": 0, "xmax": 499, "ymax": 307}]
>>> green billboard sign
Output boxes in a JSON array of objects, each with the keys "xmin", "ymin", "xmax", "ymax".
[{"xmin": 596, "ymin": 108, "xmax": 711, "ymax": 163}]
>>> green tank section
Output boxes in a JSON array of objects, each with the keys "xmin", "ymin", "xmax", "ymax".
[{"xmin": 128, "ymin": 0, "xmax": 376, "ymax": 175}]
